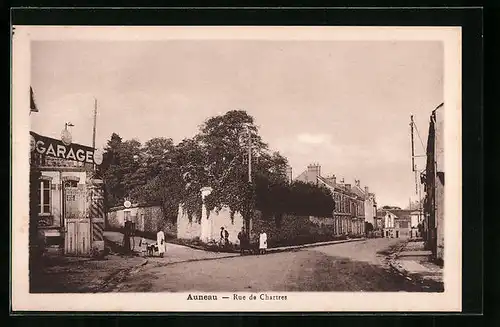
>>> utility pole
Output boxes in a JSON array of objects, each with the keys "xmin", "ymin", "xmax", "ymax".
[
  {"xmin": 92, "ymin": 98, "xmax": 97, "ymax": 172},
  {"xmin": 247, "ymin": 125, "xmax": 252, "ymax": 183},
  {"xmin": 410, "ymin": 115, "xmax": 415, "ymax": 172},
  {"xmin": 410, "ymin": 115, "xmax": 418, "ymax": 194}
]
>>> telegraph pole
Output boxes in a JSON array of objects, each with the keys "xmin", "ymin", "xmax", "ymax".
[
  {"xmin": 410, "ymin": 115, "xmax": 419, "ymax": 194},
  {"xmin": 92, "ymin": 98, "xmax": 97, "ymax": 172},
  {"xmin": 410, "ymin": 115, "xmax": 415, "ymax": 172},
  {"xmin": 247, "ymin": 125, "xmax": 252, "ymax": 183}
]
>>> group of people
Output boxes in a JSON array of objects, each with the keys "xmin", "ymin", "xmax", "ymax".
[
  {"xmin": 140, "ymin": 226, "xmax": 268, "ymax": 257},
  {"xmin": 235, "ymin": 226, "xmax": 268, "ymax": 255},
  {"xmin": 139, "ymin": 230, "xmax": 167, "ymax": 257}
]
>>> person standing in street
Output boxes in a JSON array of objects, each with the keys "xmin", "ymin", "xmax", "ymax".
[
  {"xmin": 220, "ymin": 227, "xmax": 226, "ymax": 247},
  {"xmin": 224, "ymin": 228, "xmax": 230, "ymax": 248},
  {"xmin": 157, "ymin": 230, "xmax": 166, "ymax": 258},
  {"xmin": 237, "ymin": 227, "xmax": 247, "ymax": 255},
  {"xmin": 259, "ymin": 230, "xmax": 268, "ymax": 254}
]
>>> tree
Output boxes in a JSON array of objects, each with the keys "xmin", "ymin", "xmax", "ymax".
[
  {"xmin": 101, "ymin": 134, "xmax": 146, "ymax": 207},
  {"xmin": 102, "ymin": 110, "xmax": 331, "ymax": 229},
  {"xmin": 382, "ymin": 205, "xmax": 401, "ymax": 210},
  {"xmin": 131, "ymin": 137, "xmax": 208, "ymax": 222},
  {"xmin": 119, "ymin": 140, "xmax": 146, "ymax": 197},
  {"xmin": 142, "ymin": 137, "xmax": 175, "ymax": 180},
  {"xmin": 101, "ymin": 133, "xmax": 124, "ymax": 207},
  {"xmin": 254, "ymin": 178, "xmax": 335, "ymax": 226},
  {"xmin": 196, "ymin": 110, "xmax": 285, "ymax": 226}
]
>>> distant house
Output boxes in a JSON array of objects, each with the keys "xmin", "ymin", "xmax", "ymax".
[
  {"xmin": 379, "ymin": 209, "xmax": 416, "ymax": 239},
  {"xmin": 294, "ymin": 163, "xmax": 376, "ymax": 237},
  {"xmin": 375, "ymin": 210, "xmax": 385, "ymax": 231}
]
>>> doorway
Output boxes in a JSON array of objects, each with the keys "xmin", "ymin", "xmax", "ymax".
[{"xmin": 63, "ymin": 181, "xmax": 91, "ymax": 256}]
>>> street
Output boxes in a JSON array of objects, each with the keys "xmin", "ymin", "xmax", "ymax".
[{"xmin": 108, "ymin": 238, "xmax": 442, "ymax": 292}]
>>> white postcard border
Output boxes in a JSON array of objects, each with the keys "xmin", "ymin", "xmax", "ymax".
[{"xmin": 11, "ymin": 25, "xmax": 462, "ymax": 312}]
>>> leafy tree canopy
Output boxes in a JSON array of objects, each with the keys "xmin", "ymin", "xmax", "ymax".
[{"xmin": 100, "ymin": 110, "xmax": 334, "ymax": 224}]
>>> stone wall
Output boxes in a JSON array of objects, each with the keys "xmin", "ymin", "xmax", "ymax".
[
  {"xmin": 176, "ymin": 204, "xmax": 339, "ymax": 246},
  {"xmin": 176, "ymin": 204, "xmax": 245, "ymax": 244},
  {"xmin": 107, "ymin": 204, "xmax": 176, "ymax": 237},
  {"xmin": 176, "ymin": 205, "xmax": 202, "ymax": 240}
]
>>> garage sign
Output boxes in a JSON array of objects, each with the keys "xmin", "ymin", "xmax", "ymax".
[{"xmin": 30, "ymin": 131, "xmax": 99, "ymax": 165}]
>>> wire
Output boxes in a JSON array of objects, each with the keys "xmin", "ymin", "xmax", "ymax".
[{"xmin": 413, "ymin": 119, "xmax": 426, "ymax": 152}]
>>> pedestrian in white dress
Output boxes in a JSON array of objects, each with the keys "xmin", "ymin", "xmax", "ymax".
[
  {"xmin": 259, "ymin": 230, "xmax": 267, "ymax": 254},
  {"xmin": 156, "ymin": 230, "xmax": 166, "ymax": 257}
]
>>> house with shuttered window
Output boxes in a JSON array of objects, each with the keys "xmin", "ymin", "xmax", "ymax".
[
  {"xmin": 381, "ymin": 209, "xmax": 414, "ymax": 239},
  {"xmin": 31, "ymin": 153, "xmax": 93, "ymax": 252}
]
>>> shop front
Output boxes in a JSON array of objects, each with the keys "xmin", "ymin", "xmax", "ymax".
[{"xmin": 30, "ymin": 131, "xmax": 104, "ymax": 257}]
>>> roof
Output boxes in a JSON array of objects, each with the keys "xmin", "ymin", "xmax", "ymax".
[
  {"xmin": 350, "ymin": 185, "xmax": 366, "ymax": 198},
  {"xmin": 294, "ymin": 166, "xmax": 373, "ymax": 199},
  {"xmin": 317, "ymin": 176, "xmax": 350, "ymax": 194},
  {"xmin": 317, "ymin": 175, "xmax": 334, "ymax": 188}
]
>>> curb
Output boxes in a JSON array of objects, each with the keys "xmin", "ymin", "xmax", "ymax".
[
  {"xmin": 150, "ymin": 238, "xmax": 367, "ymax": 268},
  {"xmin": 172, "ymin": 237, "xmax": 366, "ymax": 255},
  {"xmin": 387, "ymin": 240, "xmax": 409, "ymax": 278},
  {"xmin": 267, "ymin": 238, "xmax": 366, "ymax": 253}
]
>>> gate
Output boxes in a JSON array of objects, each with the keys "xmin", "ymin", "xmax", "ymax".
[{"xmin": 64, "ymin": 184, "xmax": 91, "ymax": 256}]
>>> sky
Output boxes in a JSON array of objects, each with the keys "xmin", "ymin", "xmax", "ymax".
[{"xmin": 31, "ymin": 39, "xmax": 443, "ymax": 208}]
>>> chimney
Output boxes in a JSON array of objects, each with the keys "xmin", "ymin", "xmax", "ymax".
[
  {"xmin": 355, "ymin": 179, "xmax": 361, "ymax": 187},
  {"xmin": 286, "ymin": 166, "xmax": 293, "ymax": 183},
  {"xmin": 307, "ymin": 163, "xmax": 321, "ymax": 185}
]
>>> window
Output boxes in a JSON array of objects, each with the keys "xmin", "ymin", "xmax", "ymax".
[
  {"xmin": 39, "ymin": 179, "xmax": 51, "ymax": 214},
  {"xmin": 64, "ymin": 180, "xmax": 78, "ymax": 188}
]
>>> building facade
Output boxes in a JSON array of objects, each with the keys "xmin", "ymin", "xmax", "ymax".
[
  {"xmin": 30, "ymin": 131, "xmax": 105, "ymax": 257},
  {"xmin": 422, "ymin": 103, "xmax": 445, "ymax": 263},
  {"xmin": 295, "ymin": 164, "xmax": 374, "ymax": 237},
  {"xmin": 380, "ymin": 209, "xmax": 413, "ymax": 239}
]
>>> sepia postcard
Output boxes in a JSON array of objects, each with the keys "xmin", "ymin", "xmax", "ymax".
[{"xmin": 11, "ymin": 25, "xmax": 462, "ymax": 312}]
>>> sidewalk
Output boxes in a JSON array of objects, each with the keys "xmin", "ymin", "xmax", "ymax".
[
  {"xmin": 389, "ymin": 240, "xmax": 444, "ymax": 289},
  {"xmin": 104, "ymin": 231, "xmax": 241, "ymax": 265}
]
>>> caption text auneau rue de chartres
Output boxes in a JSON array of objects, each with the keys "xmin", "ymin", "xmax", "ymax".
[{"xmin": 187, "ymin": 294, "xmax": 287, "ymax": 301}]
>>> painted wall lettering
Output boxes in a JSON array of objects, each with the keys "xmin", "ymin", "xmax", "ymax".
[{"xmin": 30, "ymin": 131, "xmax": 96, "ymax": 164}]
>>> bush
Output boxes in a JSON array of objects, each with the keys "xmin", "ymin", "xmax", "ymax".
[{"xmin": 254, "ymin": 179, "xmax": 335, "ymax": 218}]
